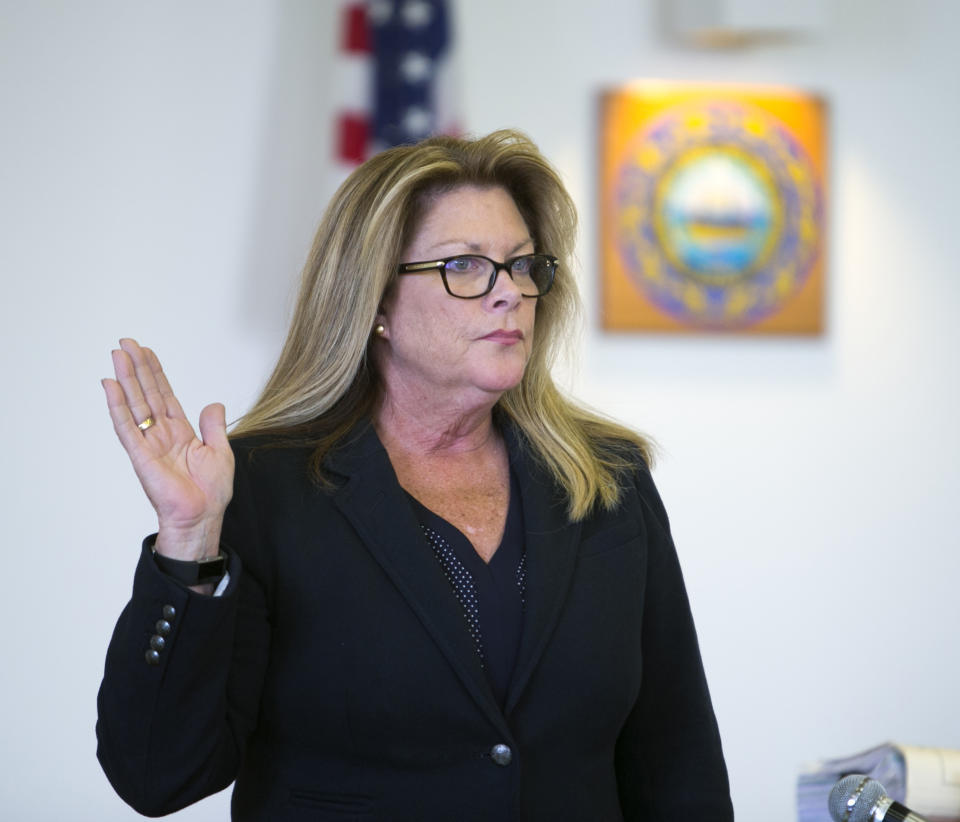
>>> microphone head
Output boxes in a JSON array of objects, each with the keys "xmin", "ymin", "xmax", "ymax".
[{"xmin": 828, "ymin": 774, "xmax": 887, "ymax": 822}]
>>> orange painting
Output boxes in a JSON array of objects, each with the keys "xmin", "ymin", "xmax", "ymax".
[{"xmin": 599, "ymin": 82, "xmax": 827, "ymax": 333}]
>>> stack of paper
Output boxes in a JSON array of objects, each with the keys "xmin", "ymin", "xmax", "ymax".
[{"xmin": 797, "ymin": 743, "xmax": 960, "ymax": 822}]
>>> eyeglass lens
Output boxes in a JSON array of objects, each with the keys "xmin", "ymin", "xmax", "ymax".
[{"xmin": 443, "ymin": 255, "xmax": 553, "ymax": 297}]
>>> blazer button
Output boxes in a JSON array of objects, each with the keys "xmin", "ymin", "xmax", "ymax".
[
  {"xmin": 162, "ymin": 604, "xmax": 176, "ymax": 621},
  {"xmin": 490, "ymin": 744, "xmax": 512, "ymax": 766},
  {"xmin": 145, "ymin": 649, "xmax": 161, "ymax": 666},
  {"xmin": 149, "ymin": 635, "xmax": 166, "ymax": 652},
  {"xmin": 155, "ymin": 619, "xmax": 172, "ymax": 637}
]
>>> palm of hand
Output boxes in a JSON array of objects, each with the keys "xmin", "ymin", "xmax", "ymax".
[{"xmin": 130, "ymin": 409, "xmax": 235, "ymax": 531}]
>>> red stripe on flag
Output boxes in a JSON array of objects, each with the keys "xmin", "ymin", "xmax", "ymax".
[
  {"xmin": 337, "ymin": 113, "xmax": 370, "ymax": 164},
  {"xmin": 341, "ymin": 3, "xmax": 371, "ymax": 53}
]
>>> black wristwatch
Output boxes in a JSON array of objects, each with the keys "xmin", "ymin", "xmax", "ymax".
[{"xmin": 152, "ymin": 550, "xmax": 227, "ymax": 586}]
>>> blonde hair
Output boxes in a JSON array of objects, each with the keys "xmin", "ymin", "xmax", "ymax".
[{"xmin": 232, "ymin": 129, "xmax": 652, "ymax": 520}]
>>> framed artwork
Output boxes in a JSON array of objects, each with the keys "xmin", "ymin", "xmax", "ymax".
[{"xmin": 599, "ymin": 82, "xmax": 827, "ymax": 333}]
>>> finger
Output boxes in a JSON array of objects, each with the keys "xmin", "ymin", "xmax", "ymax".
[
  {"xmin": 197, "ymin": 403, "xmax": 230, "ymax": 451},
  {"xmin": 143, "ymin": 347, "xmax": 187, "ymax": 422},
  {"xmin": 111, "ymin": 346, "xmax": 155, "ymax": 432},
  {"xmin": 119, "ymin": 338, "xmax": 167, "ymax": 423},
  {"xmin": 102, "ymin": 376, "xmax": 152, "ymax": 457}
]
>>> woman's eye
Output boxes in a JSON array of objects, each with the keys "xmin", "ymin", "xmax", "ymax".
[
  {"xmin": 511, "ymin": 257, "xmax": 533, "ymax": 273},
  {"xmin": 448, "ymin": 257, "xmax": 479, "ymax": 273}
]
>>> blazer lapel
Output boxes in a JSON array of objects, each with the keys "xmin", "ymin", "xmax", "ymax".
[
  {"xmin": 503, "ymin": 427, "xmax": 581, "ymax": 715},
  {"xmin": 326, "ymin": 423, "xmax": 511, "ymax": 739}
]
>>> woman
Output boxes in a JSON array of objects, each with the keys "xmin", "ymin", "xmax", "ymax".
[{"xmin": 97, "ymin": 130, "xmax": 733, "ymax": 820}]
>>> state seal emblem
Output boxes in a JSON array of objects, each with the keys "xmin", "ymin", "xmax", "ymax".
[{"xmin": 600, "ymin": 84, "xmax": 827, "ymax": 333}]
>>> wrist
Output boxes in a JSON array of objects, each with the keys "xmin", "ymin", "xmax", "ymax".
[{"xmin": 155, "ymin": 518, "xmax": 224, "ymax": 562}]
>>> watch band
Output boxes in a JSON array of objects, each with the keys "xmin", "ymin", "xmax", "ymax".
[{"xmin": 152, "ymin": 550, "xmax": 227, "ymax": 586}]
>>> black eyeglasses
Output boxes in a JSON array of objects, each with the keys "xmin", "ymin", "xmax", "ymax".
[{"xmin": 397, "ymin": 253, "xmax": 558, "ymax": 299}]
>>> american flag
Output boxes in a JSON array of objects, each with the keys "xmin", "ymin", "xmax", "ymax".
[{"xmin": 335, "ymin": 0, "xmax": 459, "ymax": 170}]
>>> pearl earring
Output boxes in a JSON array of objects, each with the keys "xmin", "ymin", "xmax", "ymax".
[{"xmin": 374, "ymin": 324, "xmax": 385, "ymax": 337}]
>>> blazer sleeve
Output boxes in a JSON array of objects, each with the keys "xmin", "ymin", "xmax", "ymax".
[
  {"xmin": 96, "ymin": 444, "xmax": 271, "ymax": 817},
  {"xmin": 614, "ymin": 467, "xmax": 734, "ymax": 821}
]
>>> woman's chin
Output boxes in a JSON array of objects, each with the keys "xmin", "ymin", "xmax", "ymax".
[
  {"xmin": 475, "ymin": 348, "xmax": 530, "ymax": 391},
  {"xmin": 472, "ymin": 365, "xmax": 527, "ymax": 396}
]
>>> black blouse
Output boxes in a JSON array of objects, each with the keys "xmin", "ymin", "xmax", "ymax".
[{"xmin": 405, "ymin": 470, "xmax": 526, "ymax": 707}]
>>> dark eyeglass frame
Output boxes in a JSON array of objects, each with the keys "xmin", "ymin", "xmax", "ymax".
[{"xmin": 396, "ymin": 253, "xmax": 558, "ymax": 299}]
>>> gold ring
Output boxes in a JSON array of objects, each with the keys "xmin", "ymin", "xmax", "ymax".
[{"xmin": 137, "ymin": 416, "xmax": 156, "ymax": 432}]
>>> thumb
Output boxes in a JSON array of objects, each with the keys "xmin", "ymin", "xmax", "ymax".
[{"xmin": 197, "ymin": 402, "xmax": 229, "ymax": 449}]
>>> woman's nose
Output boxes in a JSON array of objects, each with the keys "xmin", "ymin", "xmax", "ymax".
[{"xmin": 486, "ymin": 265, "xmax": 524, "ymax": 308}]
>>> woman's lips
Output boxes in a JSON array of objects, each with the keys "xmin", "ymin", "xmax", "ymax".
[{"xmin": 481, "ymin": 329, "xmax": 524, "ymax": 344}]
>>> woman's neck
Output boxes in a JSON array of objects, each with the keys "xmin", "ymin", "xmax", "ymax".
[{"xmin": 373, "ymin": 389, "xmax": 500, "ymax": 458}]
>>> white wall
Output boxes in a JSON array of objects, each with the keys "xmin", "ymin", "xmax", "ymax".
[{"xmin": 2, "ymin": 1, "xmax": 957, "ymax": 819}]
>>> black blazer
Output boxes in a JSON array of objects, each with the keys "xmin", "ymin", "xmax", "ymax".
[{"xmin": 97, "ymin": 422, "xmax": 732, "ymax": 820}]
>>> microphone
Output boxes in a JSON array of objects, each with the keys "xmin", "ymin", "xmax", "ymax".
[{"xmin": 829, "ymin": 774, "xmax": 930, "ymax": 822}]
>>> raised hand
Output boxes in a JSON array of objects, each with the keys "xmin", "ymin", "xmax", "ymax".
[{"xmin": 102, "ymin": 338, "xmax": 235, "ymax": 560}]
